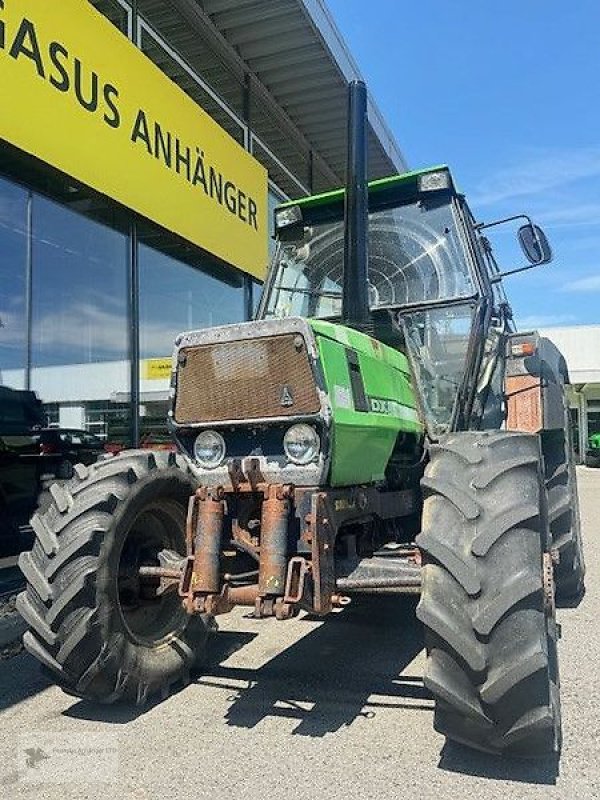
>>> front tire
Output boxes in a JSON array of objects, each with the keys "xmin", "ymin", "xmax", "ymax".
[
  {"xmin": 416, "ymin": 431, "xmax": 561, "ymax": 757},
  {"xmin": 17, "ymin": 450, "xmax": 208, "ymax": 705}
]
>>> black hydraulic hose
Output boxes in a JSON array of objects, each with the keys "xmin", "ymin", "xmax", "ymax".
[{"xmin": 336, "ymin": 575, "xmax": 421, "ymax": 590}]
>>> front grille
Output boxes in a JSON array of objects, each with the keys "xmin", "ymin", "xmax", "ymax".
[{"xmin": 174, "ymin": 333, "xmax": 320, "ymax": 424}]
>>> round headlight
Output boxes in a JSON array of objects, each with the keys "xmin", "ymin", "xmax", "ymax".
[
  {"xmin": 283, "ymin": 424, "xmax": 320, "ymax": 465},
  {"xmin": 193, "ymin": 430, "xmax": 226, "ymax": 469}
]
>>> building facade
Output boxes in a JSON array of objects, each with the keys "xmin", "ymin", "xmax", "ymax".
[
  {"xmin": 540, "ymin": 325, "xmax": 600, "ymax": 462},
  {"xmin": 0, "ymin": 0, "xmax": 406, "ymax": 446}
]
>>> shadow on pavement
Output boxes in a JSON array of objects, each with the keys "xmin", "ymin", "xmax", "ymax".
[
  {"xmin": 7, "ymin": 597, "xmax": 561, "ymax": 785},
  {"xmin": 202, "ymin": 595, "xmax": 429, "ymax": 737},
  {"xmin": 0, "ymin": 650, "xmax": 52, "ymax": 712},
  {"xmin": 62, "ymin": 630, "xmax": 258, "ymax": 724},
  {"xmin": 438, "ymin": 740, "xmax": 559, "ymax": 785}
]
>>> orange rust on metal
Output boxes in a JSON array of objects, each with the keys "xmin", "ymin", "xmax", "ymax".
[
  {"xmin": 274, "ymin": 601, "xmax": 295, "ymax": 620},
  {"xmin": 505, "ymin": 374, "xmax": 543, "ymax": 433},
  {"xmin": 231, "ymin": 521, "xmax": 260, "ymax": 559},
  {"xmin": 543, "ymin": 552, "xmax": 555, "ymax": 616},
  {"xmin": 174, "ymin": 333, "xmax": 320, "ymax": 425},
  {"xmin": 185, "ymin": 494, "xmax": 198, "ymax": 556},
  {"xmin": 201, "ymin": 583, "xmax": 260, "ymax": 615},
  {"xmin": 191, "ymin": 488, "xmax": 225, "ymax": 594},
  {"xmin": 178, "ymin": 556, "xmax": 196, "ymax": 614},
  {"xmin": 284, "ymin": 556, "xmax": 311, "ymax": 604},
  {"xmin": 258, "ymin": 484, "xmax": 291, "ymax": 597},
  {"xmin": 229, "ymin": 584, "xmax": 259, "ymax": 606},
  {"xmin": 311, "ymin": 492, "xmax": 336, "ymax": 616}
]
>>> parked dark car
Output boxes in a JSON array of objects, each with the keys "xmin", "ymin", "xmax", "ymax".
[
  {"xmin": 0, "ymin": 388, "xmax": 106, "ymax": 555},
  {"xmin": 34, "ymin": 428, "xmax": 105, "ymax": 478},
  {"xmin": 0, "ymin": 386, "xmax": 46, "ymax": 555}
]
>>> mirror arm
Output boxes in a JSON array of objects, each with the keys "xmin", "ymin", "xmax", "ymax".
[
  {"xmin": 490, "ymin": 262, "xmax": 541, "ymax": 283},
  {"xmin": 475, "ymin": 213, "xmax": 533, "ymax": 231}
]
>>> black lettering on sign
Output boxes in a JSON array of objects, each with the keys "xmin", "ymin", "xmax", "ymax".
[
  {"xmin": 48, "ymin": 41, "xmax": 69, "ymax": 92},
  {"xmin": 131, "ymin": 108, "xmax": 152, "ymax": 153},
  {"xmin": 248, "ymin": 198, "xmax": 258, "ymax": 230},
  {"xmin": 192, "ymin": 149, "xmax": 208, "ymax": 193},
  {"xmin": 154, "ymin": 123, "xmax": 172, "ymax": 168},
  {"xmin": 103, "ymin": 84, "xmax": 120, "ymax": 129},
  {"xmin": 74, "ymin": 58, "xmax": 98, "ymax": 112},
  {"xmin": 238, "ymin": 190, "xmax": 246, "ymax": 222},
  {"xmin": 175, "ymin": 138, "xmax": 191, "ymax": 182},
  {"xmin": 9, "ymin": 19, "xmax": 45, "ymax": 78},
  {"xmin": 224, "ymin": 181, "xmax": 236, "ymax": 214},
  {"xmin": 0, "ymin": 0, "xmax": 5, "ymax": 50},
  {"xmin": 209, "ymin": 166, "xmax": 222, "ymax": 204}
]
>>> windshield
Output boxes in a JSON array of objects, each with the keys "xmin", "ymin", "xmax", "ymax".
[{"xmin": 261, "ymin": 196, "xmax": 476, "ymax": 320}]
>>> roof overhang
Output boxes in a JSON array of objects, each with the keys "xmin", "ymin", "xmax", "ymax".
[{"xmin": 140, "ymin": 0, "xmax": 407, "ymax": 194}]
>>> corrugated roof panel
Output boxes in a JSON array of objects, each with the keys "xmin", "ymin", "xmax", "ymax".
[{"xmin": 133, "ymin": 0, "xmax": 405, "ymax": 193}]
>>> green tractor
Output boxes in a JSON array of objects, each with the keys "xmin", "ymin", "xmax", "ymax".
[
  {"xmin": 18, "ymin": 82, "xmax": 584, "ymax": 758},
  {"xmin": 587, "ymin": 432, "xmax": 600, "ymax": 466}
]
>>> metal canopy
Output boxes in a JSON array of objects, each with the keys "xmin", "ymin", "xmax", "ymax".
[{"xmin": 136, "ymin": 0, "xmax": 407, "ymax": 195}]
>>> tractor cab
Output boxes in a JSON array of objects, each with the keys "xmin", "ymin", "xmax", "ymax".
[{"xmin": 259, "ymin": 165, "xmax": 552, "ymax": 434}]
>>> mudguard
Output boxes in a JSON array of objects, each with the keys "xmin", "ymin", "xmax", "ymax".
[{"xmin": 505, "ymin": 331, "xmax": 569, "ymax": 433}]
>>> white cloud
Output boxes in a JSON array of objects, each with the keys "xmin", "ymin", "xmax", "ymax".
[
  {"xmin": 518, "ymin": 313, "xmax": 578, "ymax": 329},
  {"xmin": 33, "ymin": 302, "xmax": 181, "ymax": 356},
  {"xmin": 537, "ymin": 203, "xmax": 600, "ymax": 229},
  {"xmin": 470, "ymin": 147, "xmax": 600, "ymax": 208},
  {"xmin": 562, "ymin": 275, "xmax": 600, "ymax": 292}
]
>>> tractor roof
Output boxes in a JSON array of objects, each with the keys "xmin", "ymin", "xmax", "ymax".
[{"xmin": 279, "ymin": 165, "xmax": 458, "ymax": 211}]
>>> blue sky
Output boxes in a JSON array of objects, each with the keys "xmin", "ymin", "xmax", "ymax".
[{"xmin": 327, "ymin": 0, "xmax": 600, "ymax": 328}]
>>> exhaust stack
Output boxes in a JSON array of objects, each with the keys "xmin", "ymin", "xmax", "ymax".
[{"xmin": 342, "ymin": 80, "xmax": 371, "ymax": 332}]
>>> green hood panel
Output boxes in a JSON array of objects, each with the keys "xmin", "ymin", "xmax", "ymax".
[{"xmin": 309, "ymin": 319, "xmax": 421, "ymax": 486}]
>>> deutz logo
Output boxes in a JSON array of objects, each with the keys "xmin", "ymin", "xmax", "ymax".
[{"xmin": 280, "ymin": 385, "xmax": 294, "ymax": 407}]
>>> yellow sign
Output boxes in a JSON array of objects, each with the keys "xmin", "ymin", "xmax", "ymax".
[
  {"xmin": 142, "ymin": 358, "xmax": 172, "ymax": 381},
  {"xmin": 0, "ymin": 0, "xmax": 268, "ymax": 278}
]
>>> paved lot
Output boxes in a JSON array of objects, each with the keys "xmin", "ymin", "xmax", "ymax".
[{"xmin": 0, "ymin": 467, "xmax": 598, "ymax": 799}]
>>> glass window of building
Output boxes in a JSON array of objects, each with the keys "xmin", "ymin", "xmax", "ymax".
[
  {"xmin": 0, "ymin": 176, "xmax": 28, "ymax": 389},
  {"xmin": 30, "ymin": 194, "xmax": 131, "ymax": 444},
  {"xmin": 139, "ymin": 243, "xmax": 245, "ymax": 359},
  {"xmin": 138, "ymin": 238, "xmax": 245, "ymax": 442}
]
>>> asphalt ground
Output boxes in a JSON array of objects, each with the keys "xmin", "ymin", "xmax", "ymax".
[{"xmin": 0, "ymin": 467, "xmax": 598, "ymax": 800}]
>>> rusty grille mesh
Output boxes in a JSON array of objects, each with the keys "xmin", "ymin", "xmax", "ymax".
[{"xmin": 174, "ymin": 334, "xmax": 320, "ymax": 424}]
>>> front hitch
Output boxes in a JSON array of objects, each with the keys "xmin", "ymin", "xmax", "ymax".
[{"xmin": 139, "ymin": 482, "xmax": 421, "ymax": 619}]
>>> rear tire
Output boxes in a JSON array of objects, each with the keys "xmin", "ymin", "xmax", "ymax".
[
  {"xmin": 543, "ymin": 430, "xmax": 585, "ymax": 600},
  {"xmin": 416, "ymin": 431, "xmax": 561, "ymax": 757},
  {"xmin": 542, "ymin": 385, "xmax": 585, "ymax": 600},
  {"xmin": 17, "ymin": 450, "xmax": 208, "ymax": 705}
]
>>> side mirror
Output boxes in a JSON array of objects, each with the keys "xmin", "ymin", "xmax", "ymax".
[{"xmin": 518, "ymin": 223, "xmax": 552, "ymax": 265}]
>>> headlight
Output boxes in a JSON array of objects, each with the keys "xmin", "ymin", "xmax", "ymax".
[
  {"xmin": 283, "ymin": 424, "xmax": 319, "ymax": 465},
  {"xmin": 193, "ymin": 430, "xmax": 226, "ymax": 469}
]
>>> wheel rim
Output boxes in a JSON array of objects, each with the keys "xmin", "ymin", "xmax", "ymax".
[{"xmin": 117, "ymin": 499, "xmax": 186, "ymax": 646}]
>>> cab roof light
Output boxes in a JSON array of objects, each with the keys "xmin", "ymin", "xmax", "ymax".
[
  {"xmin": 275, "ymin": 204, "xmax": 303, "ymax": 231},
  {"xmin": 418, "ymin": 169, "xmax": 451, "ymax": 192}
]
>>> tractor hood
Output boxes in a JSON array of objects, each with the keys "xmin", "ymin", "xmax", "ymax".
[{"xmin": 169, "ymin": 317, "xmax": 421, "ymax": 488}]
